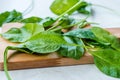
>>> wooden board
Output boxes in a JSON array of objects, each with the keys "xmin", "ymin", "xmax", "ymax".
[{"xmin": 0, "ymin": 23, "xmax": 120, "ymax": 71}]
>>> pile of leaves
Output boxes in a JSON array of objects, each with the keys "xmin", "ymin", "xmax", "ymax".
[{"xmin": 0, "ymin": 0, "xmax": 120, "ymax": 80}]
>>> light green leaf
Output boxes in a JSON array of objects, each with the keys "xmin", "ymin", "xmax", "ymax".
[
  {"xmin": 21, "ymin": 16, "xmax": 42, "ymax": 23},
  {"xmin": 50, "ymin": 0, "xmax": 79, "ymax": 15},
  {"xmin": 2, "ymin": 23, "xmax": 44, "ymax": 42}
]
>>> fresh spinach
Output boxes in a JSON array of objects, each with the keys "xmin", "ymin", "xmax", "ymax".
[
  {"xmin": 3, "ymin": 26, "xmax": 120, "ymax": 79},
  {"xmin": 50, "ymin": 0, "xmax": 91, "ymax": 15},
  {"xmin": 77, "ymin": 1, "xmax": 92, "ymax": 15},
  {"xmin": 2, "ymin": 0, "xmax": 120, "ymax": 79},
  {"xmin": 58, "ymin": 36, "xmax": 84, "ymax": 59},
  {"xmin": 64, "ymin": 27, "xmax": 120, "ymax": 49},
  {"xmin": 2, "ymin": 23, "xmax": 44, "ymax": 42},
  {"xmin": 89, "ymin": 48, "xmax": 120, "ymax": 78},
  {"xmin": 50, "ymin": 0, "xmax": 79, "ymax": 15},
  {"xmin": 21, "ymin": 16, "xmax": 42, "ymax": 23},
  {"xmin": 40, "ymin": 17, "xmax": 56, "ymax": 27},
  {"xmin": 91, "ymin": 27, "xmax": 120, "ymax": 50},
  {"xmin": 0, "ymin": 10, "xmax": 22, "ymax": 26},
  {"xmin": 64, "ymin": 28, "xmax": 96, "ymax": 39},
  {"xmin": 24, "ymin": 31, "xmax": 67, "ymax": 53}
]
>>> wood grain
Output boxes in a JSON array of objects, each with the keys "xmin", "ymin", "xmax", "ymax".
[{"xmin": 0, "ymin": 23, "xmax": 120, "ymax": 70}]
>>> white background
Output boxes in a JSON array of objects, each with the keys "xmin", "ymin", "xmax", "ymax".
[{"xmin": 0, "ymin": 0, "xmax": 120, "ymax": 80}]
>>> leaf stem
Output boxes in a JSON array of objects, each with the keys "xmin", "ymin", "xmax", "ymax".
[
  {"xmin": 51, "ymin": 15, "xmax": 89, "ymax": 32},
  {"xmin": 4, "ymin": 46, "xmax": 31, "ymax": 80},
  {"xmin": 80, "ymin": 39, "xmax": 88, "ymax": 51},
  {"xmin": 47, "ymin": 20, "xmax": 63, "ymax": 31},
  {"xmin": 4, "ymin": 46, "xmax": 12, "ymax": 80}
]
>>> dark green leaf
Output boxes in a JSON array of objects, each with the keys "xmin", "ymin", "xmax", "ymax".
[
  {"xmin": 0, "ymin": 10, "xmax": 23, "ymax": 26},
  {"xmin": 40, "ymin": 17, "xmax": 55, "ymax": 27},
  {"xmin": 89, "ymin": 48, "xmax": 120, "ymax": 78},
  {"xmin": 57, "ymin": 16, "xmax": 72, "ymax": 27},
  {"xmin": 77, "ymin": 2, "xmax": 92, "ymax": 15},
  {"xmin": 58, "ymin": 36, "xmax": 84, "ymax": 59},
  {"xmin": 2, "ymin": 23, "xmax": 44, "ymax": 42},
  {"xmin": 21, "ymin": 16, "xmax": 42, "ymax": 23},
  {"xmin": 24, "ymin": 31, "xmax": 67, "ymax": 53}
]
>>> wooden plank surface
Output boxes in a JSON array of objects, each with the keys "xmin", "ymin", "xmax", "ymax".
[{"xmin": 0, "ymin": 23, "xmax": 120, "ymax": 71}]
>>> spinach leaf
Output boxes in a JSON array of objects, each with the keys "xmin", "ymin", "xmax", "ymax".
[
  {"xmin": 64, "ymin": 28, "xmax": 96, "ymax": 39},
  {"xmin": 65, "ymin": 27, "xmax": 120, "ymax": 50},
  {"xmin": 40, "ymin": 17, "xmax": 56, "ymax": 27},
  {"xmin": 58, "ymin": 16, "xmax": 71, "ymax": 27},
  {"xmin": 58, "ymin": 36, "xmax": 84, "ymax": 59},
  {"xmin": 2, "ymin": 23, "xmax": 44, "ymax": 42},
  {"xmin": 21, "ymin": 16, "xmax": 42, "ymax": 23},
  {"xmin": 69, "ymin": 18, "xmax": 89, "ymax": 28},
  {"xmin": 77, "ymin": 2, "xmax": 92, "ymax": 15},
  {"xmin": 50, "ymin": 0, "xmax": 80, "ymax": 15},
  {"xmin": 91, "ymin": 27, "xmax": 120, "ymax": 50},
  {"xmin": 24, "ymin": 31, "xmax": 67, "ymax": 53},
  {"xmin": 0, "ymin": 10, "xmax": 23, "ymax": 26},
  {"xmin": 89, "ymin": 48, "xmax": 120, "ymax": 78}
]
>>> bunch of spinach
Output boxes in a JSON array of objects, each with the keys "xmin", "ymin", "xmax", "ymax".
[
  {"xmin": 1, "ymin": 0, "xmax": 120, "ymax": 80},
  {"xmin": 3, "ymin": 25, "xmax": 120, "ymax": 79},
  {"xmin": 2, "ymin": 1, "xmax": 90, "ymax": 80},
  {"xmin": 65, "ymin": 27, "xmax": 120, "ymax": 78}
]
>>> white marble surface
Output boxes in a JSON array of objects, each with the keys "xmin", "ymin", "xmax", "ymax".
[{"xmin": 0, "ymin": 0, "xmax": 120, "ymax": 80}]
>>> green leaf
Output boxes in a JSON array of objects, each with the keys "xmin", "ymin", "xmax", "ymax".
[
  {"xmin": 21, "ymin": 16, "xmax": 42, "ymax": 23},
  {"xmin": 91, "ymin": 27, "xmax": 120, "ymax": 49},
  {"xmin": 57, "ymin": 16, "xmax": 72, "ymax": 27},
  {"xmin": 65, "ymin": 27, "xmax": 120, "ymax": 50},
  {"xmin": 0, "ymin": 10, "xmax": 23, "ymax": 26},
  {"xmin": 69, "ymin": 18, "xmax": 85, "ymax": 27},
  {"xmin": 24, "ymin": 31, "xmax": 67, "ymax": 53},
  {"xmin": 2, "ymin": 23, "xmax": 44, "ymax": 42},
  {"xmin": 64, "ymin": 28, "xmax": 96, "ymax": 39},
  {"xmin": 89, "ymin": 48, "xmax": 120, "ymax": 78},
  {"xmin": 50, "ymin": 0, "xmax": 79, "ymax": 15},
  {"xmin": 77, "ymin": 2, "xmax": 92, "ymax": 15},
  {"xmin": 40, "ymin": 17, "xmax": 55, "ymax": 27},
  {"xmin": 58, "ymin": 36, "xmax": 84, "ymax": 59}
]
